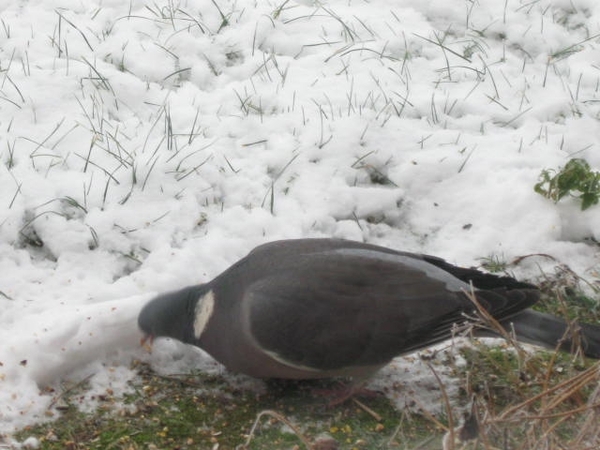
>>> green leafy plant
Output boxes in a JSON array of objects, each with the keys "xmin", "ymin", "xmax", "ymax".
[{"xmin": 534, "ymin": 158, "xmax": 600, "ymax": 210}]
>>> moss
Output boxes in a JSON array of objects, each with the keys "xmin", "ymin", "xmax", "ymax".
[{"xmin": 16, "ymin": 363, "xmax": 441, "ymax": 449}]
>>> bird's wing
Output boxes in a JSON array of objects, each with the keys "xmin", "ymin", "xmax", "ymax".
[{"xmin": 243, "ymin": 249, "xmax": 474, "ymax": 372}]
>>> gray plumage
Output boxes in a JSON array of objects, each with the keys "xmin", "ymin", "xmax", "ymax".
[{"xmin": 138, "ymin": 239, "xmax": 600, "ymax": 381}]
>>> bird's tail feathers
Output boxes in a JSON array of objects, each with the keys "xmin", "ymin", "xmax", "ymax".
[{"xmin": 484, "ymin": 309, "xmax": 600, "ymax": 359}]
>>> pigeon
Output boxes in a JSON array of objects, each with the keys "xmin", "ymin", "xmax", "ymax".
[{"xmin": 138, "ymin": 239, "xmax": 600, "ymax": 384}]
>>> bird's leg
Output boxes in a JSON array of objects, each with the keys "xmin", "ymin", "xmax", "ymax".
[{"xmin": 312, "ymin": 379, "xmax": 381, "ymax": 406}]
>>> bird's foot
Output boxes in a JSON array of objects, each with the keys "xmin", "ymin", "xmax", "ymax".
[{"xmin": 312, "ymin": 382, "xmax": 381, "ymax": 406}]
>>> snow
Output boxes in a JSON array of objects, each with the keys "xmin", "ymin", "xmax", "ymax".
[{"xmin": 1, "ymin": 0, "xmax": 600, "ymax": 439}]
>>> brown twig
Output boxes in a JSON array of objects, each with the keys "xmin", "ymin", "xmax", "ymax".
[{"xmin": 239, "ymin": 409, "xmax": 312, "ymax": 450}]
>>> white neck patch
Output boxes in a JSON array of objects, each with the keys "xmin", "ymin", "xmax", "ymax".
[{"xmin": 194, "ymin": 290, "xmax": 215, "ymax": 339}]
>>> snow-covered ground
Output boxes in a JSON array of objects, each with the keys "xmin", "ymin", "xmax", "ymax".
[{"xmin": 1, "ymin": 0, "xmax": 600, "ymax": 439}]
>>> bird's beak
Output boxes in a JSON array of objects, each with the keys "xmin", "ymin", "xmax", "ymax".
[{"xmin": 141, "ymin": 334, "xmax": 154, "ymax": 351}]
